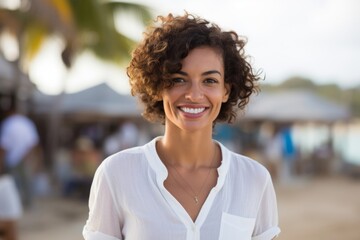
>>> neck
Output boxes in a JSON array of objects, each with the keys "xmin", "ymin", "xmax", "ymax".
[{"xmin": 158, "ymin": 124, "xmax": 216, "ymax": 169}]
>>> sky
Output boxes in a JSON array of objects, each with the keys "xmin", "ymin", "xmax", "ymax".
[{"xmin": 23, "ymin": 0, "xmax": 360, "ymax": 94}]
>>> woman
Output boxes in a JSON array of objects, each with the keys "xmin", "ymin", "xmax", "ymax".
[{"xmin": 83, "ymin": 13, "xmax": 280, "ymax": 240}]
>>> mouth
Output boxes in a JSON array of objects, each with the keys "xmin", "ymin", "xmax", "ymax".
[{"xmin": 179, "ymin": 107, "xmax": 206, "ymax": 114}]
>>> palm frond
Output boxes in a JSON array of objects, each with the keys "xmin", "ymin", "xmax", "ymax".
[
  {"xmin": 21, "ymin": 20, "xmax": 47, "ymax": 65},
  {"xmin": 68, "ymin": 0, "xmax": 152, "ymax": 65}
]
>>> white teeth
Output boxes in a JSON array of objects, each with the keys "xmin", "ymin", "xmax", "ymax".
[{"xmin": 181, "ymin": 107, "xmax": 205, "ymax": 114}]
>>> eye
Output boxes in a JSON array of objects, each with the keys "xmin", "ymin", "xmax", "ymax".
[
  {"xmin": 203, "ymin": 78, "xmax": 218, "ymax": 84},
  {"xmin": 171, "ymin": 77, "xmax": 185, "ymax": 84}
]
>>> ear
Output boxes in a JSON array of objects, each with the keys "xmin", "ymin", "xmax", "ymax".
[{"xmin": 222, "ymin": 83, "xmax": 230, "ymax": 102}]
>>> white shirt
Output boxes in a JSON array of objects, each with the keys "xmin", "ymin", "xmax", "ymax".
[
  {"xmin": 83, "ymin": 137, "xmax": 280, "ymax": 240},
  {"xmin": 0, "ymin": 114, "xmax": 39, "ymax": 167}
]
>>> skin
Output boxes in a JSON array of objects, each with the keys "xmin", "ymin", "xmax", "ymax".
[
  {"xmin": 0, "ymin": 221, "xmax": 17, "ymax": 240},
  {"xmin": 156, "ymin": 46, "xmax": 229, "ymax": 221}
]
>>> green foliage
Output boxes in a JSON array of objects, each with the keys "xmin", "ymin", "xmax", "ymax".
[
  {"xmin": 0, "ymin": 0, "xmax": 153, "ymax": 68},
  {"xmin": 67, "ymin": 0, "xmax": 153, "ymax": 65},
  {"xmin": 345, "ymin": 87, "xmax": 360, "ymax": 117},
  {"xmin": 280, "ymin": 76, "xmax": 316, "ymax": 89}
]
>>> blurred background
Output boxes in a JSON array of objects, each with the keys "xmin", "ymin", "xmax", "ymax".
[{"xmin": 0, "ymin": 0, "xmax": 359, "ymax": 239}]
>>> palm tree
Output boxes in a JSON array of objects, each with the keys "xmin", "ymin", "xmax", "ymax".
[
  {"xmin": 0, "ymin": 0, "xmax": 153, "ymax": 164},
  {"xmin": 0, "ymin": 0, "xmax": 152, "ymax": 69}
]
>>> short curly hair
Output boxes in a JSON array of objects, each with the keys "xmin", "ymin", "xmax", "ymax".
[{"xmin": 127, "ymin": 13, "xmax": 260, "ymax": 124}]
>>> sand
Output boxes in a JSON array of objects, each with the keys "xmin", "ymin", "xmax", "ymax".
[
  {"xmin": 276, "ymin": 176, "xmax": 360, "ymax": 240},
  {"xmin": 17, "ymin": 175, "xmax": 360, "ymax": 240}
]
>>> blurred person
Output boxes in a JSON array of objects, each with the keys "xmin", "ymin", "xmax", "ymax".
[
  {"xmin": 103, "ymin": 125, "xmax": 121, "ymax": 157},
  {"xmin": 279, "ymin": 124, "xmax": 297, "ymax": 182},
  {"xmin": 103, "ymin": 121, "xmax": 139, "ymax": 157},
  {"xmin": 260, "ymin": 124, "xmax": 282, "ymax": 181},
  {"xmin": 0, "ymin": 95, "xmax": 40, "ymax": 209},
  {"xmin": 64, "ymin": 136, "xmax": 101, "ymax": 199},
  {"xmin": 0, "ymin": 95, "xmax": 27, "ymax": 240},
  {"xmin": 312, "ymin": 140, "xmax": 334, "ymax": 175},
  {"xmin": 120, "ymin": 121, "xmax": 139, "ymax": 149},
  {"xmin": 83, "ymin": 13, "xmax": 280, "ymax": 240}
]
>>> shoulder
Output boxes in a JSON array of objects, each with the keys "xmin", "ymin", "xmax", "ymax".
[
  {"xmin": 1, "ymin": 115, "xmax": 38, "ymax": 141},
  {"xmin": 2, "ymin": 114, "xmax": 36, "ymax": 131},
  {"xmin": 221, "ymin": 144, "xmax": 271, "ymax": 184},
  {"xmin": 101, "ymin": 145, "xmax": 147, "ymax": 172},
  {"xmin": 221, "ymin": 143, "xmax": 268, "ymax": 175},
  {"xmin": 98, "ymin": 137, "xmax": 160, "ymax": 179},
  {"xmin": 234, "ymin": 152, "xmax": 269, "ymax": 176},
  {"xmin": 93, "ymin": 140, "xmax": 156, "ymax": 193}
]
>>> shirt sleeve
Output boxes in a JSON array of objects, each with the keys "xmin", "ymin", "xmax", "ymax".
[
  {"xmin": 83, "ymin": 162, "xmax": 123, "ymax": 240},
  {"xmin": 252, "ymin": 173, "xmax": 281, "ymax": 240}
]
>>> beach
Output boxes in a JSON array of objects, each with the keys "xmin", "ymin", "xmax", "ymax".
[
  {"xmin": 19, "ymin": 175, "xmax": 360, "ymax": 240},
  {"xmin": 276, "ymin": 175, "xmax": 360, "ymax": 240}
]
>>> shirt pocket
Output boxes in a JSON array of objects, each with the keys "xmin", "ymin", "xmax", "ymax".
[{"xmin": 218, "ymin": 212, "xmax": 255, "ymax": 240}]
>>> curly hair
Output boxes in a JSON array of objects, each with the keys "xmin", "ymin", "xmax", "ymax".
[{"xmin": 127, "ymin": 13, "xmax": 261, "ymax": 124}]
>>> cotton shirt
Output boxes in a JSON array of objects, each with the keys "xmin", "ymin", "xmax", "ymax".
[
  {"xmin": 0, "ymin": 114, "xmax": 39, "ymax": 168},
  {"xmin": 83, "ymin": 137, "xmax": 280, "ymax": 240}
]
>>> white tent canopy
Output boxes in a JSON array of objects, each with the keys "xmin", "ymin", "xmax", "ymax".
[
  {"xmin": 244, "ymin": 90, "xmax": 350, "ymax": 122},
  {"xmin": 33, "ymin": 83, "xmax": 142, "ymax": 117}
]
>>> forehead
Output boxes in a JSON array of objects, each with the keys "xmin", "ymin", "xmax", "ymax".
[{"xmin": 181, "ymin": 46, "xmax": 224, "ymax": 71}]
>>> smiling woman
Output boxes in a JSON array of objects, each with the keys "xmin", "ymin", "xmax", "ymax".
[
  {"xmin": 161, "ymin": 46, "xmax": 229, "ymax": 132},
  {"xmin": 83, "ymin": 12, "xmax": 280, "ymax": 240}
]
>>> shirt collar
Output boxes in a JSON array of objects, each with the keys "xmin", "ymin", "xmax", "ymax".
[{"xmin": 144, "ymin": 136, "xmax": 231, "ymax": 191}]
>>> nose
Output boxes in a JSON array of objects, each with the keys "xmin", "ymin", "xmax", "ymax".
[{"xmin": 185, "ymin": 82, "xmax": 204, "ymax": 101}]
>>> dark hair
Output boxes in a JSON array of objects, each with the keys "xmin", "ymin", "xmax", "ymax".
[{"xmin": 127, "ymin": 13, "xmax": 260, "ymax": 123}]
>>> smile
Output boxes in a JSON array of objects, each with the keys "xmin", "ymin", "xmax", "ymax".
[{"xmin": 180, "ymin": 107, "xmax": 206, "ymax": 114}]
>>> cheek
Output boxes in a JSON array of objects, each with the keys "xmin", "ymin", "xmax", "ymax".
[
  {"xmin": 162, "ymin": 96, "xmax": 176, "ymax": 114},
  {"xmin": 214, "ymin": 90, "xmax": 228, "ymax": 103},
  {"xmin": 163, "ymin": 88, "xmax": 182, "ymax": 99}
]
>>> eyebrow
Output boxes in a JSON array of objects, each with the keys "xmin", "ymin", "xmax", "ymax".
[{"xmin": 177, "ymin": 70, "xmax": 222, "ymax": 76}]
